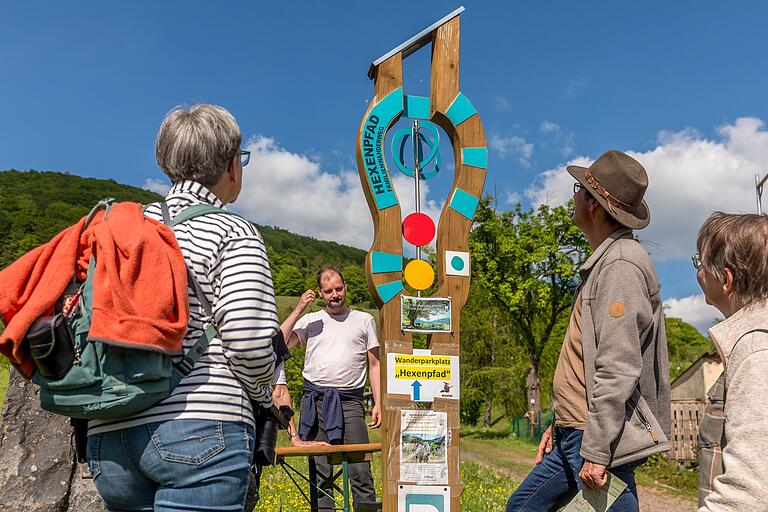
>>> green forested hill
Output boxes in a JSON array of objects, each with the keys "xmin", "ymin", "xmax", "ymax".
[
  {"xmin": 0, "ymin": 170, "xmax": 161, "ymax": 267},
  {"xmin": 0, "ymin": 169, "xmax": 371, "ymax": 304}
]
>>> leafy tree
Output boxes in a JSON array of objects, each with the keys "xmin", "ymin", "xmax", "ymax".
[
  {"xmin": 469, "ymin": 197, "xmax": 590, "ymax": 416},
  {"xmin": 460, "ymin": 286, "xmax": 528, "ymax": 426},
  {"xmin": 303, "ymin": 274, "xmax": 318, "ymax": 294},
  {"xmin": 342, "ymin": 264, "xmax": 374, "ymax": 308},
  {"xmin": 273, "ymin": 264, "xmax": 306, "ymax": 296},
  {"xmin": 665, "ymin": 316, "xmax": 715, "ymax": 379}
]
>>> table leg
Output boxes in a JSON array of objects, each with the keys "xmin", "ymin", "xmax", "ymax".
[
  {"xmin": 342, "ymin": 458, "xmax": 351, "ymax": 512},
  {"xmin": 309, "ymin": 456, "xmax": 319, "ymax": 511}
]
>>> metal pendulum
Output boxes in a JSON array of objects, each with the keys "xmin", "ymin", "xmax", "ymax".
[{"xmin": 412, "ymin": 120, "xmax": 422, "ymax": 297}]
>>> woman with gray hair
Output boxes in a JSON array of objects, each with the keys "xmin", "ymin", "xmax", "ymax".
[
  {"xmin": 694, "ymin": 212, "xmax": 768, "ymax": 511},
  {"xmin": 86, "ymin": 104, "xmax": 278, "ymax": 511}
]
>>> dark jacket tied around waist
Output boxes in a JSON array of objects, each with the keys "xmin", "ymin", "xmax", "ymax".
[{"xmin": 299, "ymin": 380, "xmax": 364, "ymax": 443}]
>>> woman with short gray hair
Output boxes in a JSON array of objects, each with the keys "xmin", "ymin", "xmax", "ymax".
[
  {"xmin": 86, "ymin": 104, "xmax": 277, "ymax": 511},
  {"xmin": 695, "ymin": 212, "xmax": 768, "ymax": 511},
  {"xmin": 156, "ymin": 104, "xmax": 242, "ymax": 187}
]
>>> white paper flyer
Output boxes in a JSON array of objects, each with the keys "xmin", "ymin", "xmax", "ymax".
[{"xmin": 400, "ymin": 410, "xmax": 448, "ymax": 484}]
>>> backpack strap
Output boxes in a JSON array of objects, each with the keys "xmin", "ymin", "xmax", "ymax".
[
  {"xmin": 65, "ymin": 199, "xmax": 116, "ymax": 295},
  {"xmin": 170, "ymin": 203, "xmax": 242, "ymax": 226},
  {"xmin": 157, "ymin": 202, "xmax": 239, "ymax": 385},
  {"xmin": 82, "ymin": 198, "xmax": 116, "ymax": 232},
  {"xmin": 162, "ymin": 202, "xmax": 241, "ymax": 320}
]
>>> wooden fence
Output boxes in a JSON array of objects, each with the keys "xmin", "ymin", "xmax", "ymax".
[{"xmin": 667, "ymin": 399, "xmax": 705, "ymax": 463}]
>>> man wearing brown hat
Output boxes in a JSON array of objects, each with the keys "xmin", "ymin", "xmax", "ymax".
[{"xmin": 506, "ymin": 150, "xmax": 671, "ymax": 512}]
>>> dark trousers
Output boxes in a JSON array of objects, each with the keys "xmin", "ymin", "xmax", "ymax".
[
  {"xmin": 301, "ymin": 393, "xmax": 376, "ymax": 511},
  {"xmin": 506, "ymin": 427, "xmax": 644, "ymax": 512}
]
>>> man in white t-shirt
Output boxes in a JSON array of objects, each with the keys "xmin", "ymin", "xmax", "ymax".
[{"xmin": 284, "ymin": 266, "xmax": 381, "ymax": 510}]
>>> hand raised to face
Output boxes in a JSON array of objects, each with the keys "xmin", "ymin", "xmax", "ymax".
[{"xmin": 294, "ymin": 289, "xmax": 316, "ymax": 314}]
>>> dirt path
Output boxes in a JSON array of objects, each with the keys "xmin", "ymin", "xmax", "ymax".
[{"xmin": 461, "ymin": 438, "xmax": 697, "ymax": 511}]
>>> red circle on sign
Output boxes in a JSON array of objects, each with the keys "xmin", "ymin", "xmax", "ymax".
[{"xmin": 402, "ymin": 212, "xmax": 436, "ymax": 246}]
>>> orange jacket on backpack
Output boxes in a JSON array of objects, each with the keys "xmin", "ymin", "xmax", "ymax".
[{"xmin": 0, "ymin": 202, "xmax": 189, "ymax": 378}]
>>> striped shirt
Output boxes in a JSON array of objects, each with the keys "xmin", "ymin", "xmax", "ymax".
[{"xmin": 89, "ymin": 180, "xmax": 278, "ymax": 434}]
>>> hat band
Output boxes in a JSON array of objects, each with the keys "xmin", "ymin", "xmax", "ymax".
[{"xmin": 584, "ymin": 171, "xmax": 638, "ymax": 214}]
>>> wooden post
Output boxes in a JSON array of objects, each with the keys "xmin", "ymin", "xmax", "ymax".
[{"xmin": 356, "ymin": 7, "xmax": 486, "ymax": 511}]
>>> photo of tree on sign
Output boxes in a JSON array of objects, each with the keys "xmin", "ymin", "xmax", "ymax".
[{"xmin": 401, "ymin": 296, "xmax": 451, "ymax": 333}]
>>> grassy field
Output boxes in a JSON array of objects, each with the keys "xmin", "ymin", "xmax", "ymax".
[
  {"xmin": 0, "ymin": 359, "xmax": 8, "ymax": 414},
  {"xmin": 253, "ymin": 418, "xmax": 518, "ymax": 512},
  {"xmin": 461, "ymin": 422, "xmax": 698, "ymax": 501},
  {"xmin": 275, "ymin": 295, "xmax": 379, "ymax": 322}
]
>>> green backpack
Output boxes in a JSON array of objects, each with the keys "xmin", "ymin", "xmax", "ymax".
[{"xmin": 30, "ymin": 200, "xmax": 235, "ymax": 420}]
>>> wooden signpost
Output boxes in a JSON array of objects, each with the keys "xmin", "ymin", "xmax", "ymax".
[{"xmin": 355, "ymin": 6, "xmax": 487, "ymax": 510}]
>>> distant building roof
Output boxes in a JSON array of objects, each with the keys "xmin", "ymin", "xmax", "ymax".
[{"xmin": 670, "ymin": 351, "xmax": 723, "ymax": 401}]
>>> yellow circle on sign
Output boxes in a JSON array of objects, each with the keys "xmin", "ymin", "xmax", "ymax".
[{"xmin": 404, "ymin": 259, "xmax": 435, "ymax": 290}]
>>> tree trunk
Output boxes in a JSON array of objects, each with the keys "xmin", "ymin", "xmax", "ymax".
[
  {"xmin": 483, "ymin": 310, "xmax": 497, "ymax": 429},
  {"xmin": 526, "ymin": 364, "xmax": 541, "ymax": 415},
  {"xmin": 0, "ymin": 370, "xmax": 259, "ymax": 511},
  {"xmin": 482, "ymin": 395, "xmax": 493, "ymax": 428}
]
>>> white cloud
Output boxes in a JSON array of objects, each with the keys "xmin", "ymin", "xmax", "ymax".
[
  {"xmin": 143, "ymin": 178, "xmax": 170, "ymax": 195},
  {"xmin": 664, "ymin": 294, "xmax": 722, "ymax": 334},
  {"xmin": 566, "ymin": 76, "xmax": 589, "ymax": 95},
  {"xmin": 493, "ymin": 96, "xmax": 510, "ymax": 110},
  {"xmin": 490, "ymin": 134, "xmax": 534, "ymax": 168},
  {"xmin": 506, "ymin": 191, "xmax": 521, "ymax": 205},
  {"xmin": 232, "ymin": 136, "xmax": 442, "ymax": 250},
  {"xmin": 539, "ymin": 121, "xmax": 575, "ymax": 157},
  {"xmin": 540, "ymin": 121, "xmax": 559, "ymax": 133},
  {"xmin": 526, "ymin": 117, "xmax": 768, "ymax": 261}
]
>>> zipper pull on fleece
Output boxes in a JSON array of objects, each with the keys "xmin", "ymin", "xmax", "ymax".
[{"xmin": 646, "ymin": 423, "xmax": 659, "ymax": 444}]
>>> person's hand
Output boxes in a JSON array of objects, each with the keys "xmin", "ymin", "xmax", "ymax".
[
  {"xmin": 290, "ymin": 436, "xmax": 329, "ymax": 448},
  {"xmin": 369, "ymin": 404, "xmax": 382, "ymax": 429},
  {"xmin": 295, "ymin": 289, "xmax": 316, "ymax": 313},
  {"xmin": 579, "ymin": 460, "xmax": 608, "ymax": 490},
  {"xmin": 535, "ymin": 425, "xmax": 553, "ymax": 464}
]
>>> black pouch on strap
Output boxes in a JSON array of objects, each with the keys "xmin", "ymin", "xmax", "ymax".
[
  {"xmin": 26, "ymin": 314, "xmax": 76, "ymax": 380},
  {"xmin": 252, "ymin": 404, "xmax": 293, "ymax": 466}
]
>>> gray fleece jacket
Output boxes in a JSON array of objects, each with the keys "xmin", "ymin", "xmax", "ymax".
[
  {"xmin": 577, "ymin": 228, "xmax": 672, "ymax": 467},
  {"xmin": 699, "ymin": 302, "xmax": 768, "ymax": 511}
]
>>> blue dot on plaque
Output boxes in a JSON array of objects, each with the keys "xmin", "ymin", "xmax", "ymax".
[{"xmin": 451, "ymin": 256, "xmax": 465, "ymax": 271}]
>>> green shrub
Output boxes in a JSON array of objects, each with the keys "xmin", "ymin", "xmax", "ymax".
[{"xmin": 461, "ymin": 388, "xmax": 484, "ymax": 425}]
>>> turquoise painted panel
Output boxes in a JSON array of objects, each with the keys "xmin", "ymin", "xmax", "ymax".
[
  {"xmin": 462, "ymin": 147, "xmax": 488, "ymax": 169},
  {"xmin": 376, "ymin": 280, "xmax": 403, "ymax": 304},
  {"xmin": 445, "ymin": 92, "xmax": 477, "ymax": 126},
  {"xmin": 391, "ymin": 122, "xmax": 441, "ymax": 180},
  {"xmin": 404, "ymin": 95, "xmax": 431, "ymax": 120},
  {"xmin": 406, "ymin": 493, "xmax": 446, "ymax": 512},
  {"xmin": 370, "ymin": 251, "xmax": 402, "ymax": 273},
  {"xmin": 450, "ymin": 188, "xmax": 480, "ymax": 220},
  {"xmin": 360, "ymin": 87, "xmax": 404, "ymax": 210}
]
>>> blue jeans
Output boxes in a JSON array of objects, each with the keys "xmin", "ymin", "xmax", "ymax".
[
  {"xmin": 506, "ymin": 427, "xmax": 644, "ymax": 512},
  {"xmin": 87, "ymin": 419, "xmax": 255, "ymax": 512}
]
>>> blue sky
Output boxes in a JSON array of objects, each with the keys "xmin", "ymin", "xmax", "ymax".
[{"xmin": 3, "ymin": 1, "xmax": 768, "ymax": 332}]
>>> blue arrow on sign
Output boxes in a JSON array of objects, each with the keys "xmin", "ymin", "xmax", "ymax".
[{"xmin": 411, "ymin": 380, "xmax": 422, "ymax": 401}]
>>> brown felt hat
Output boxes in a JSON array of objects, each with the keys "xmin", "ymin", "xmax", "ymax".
[{"xmin": 568, "ymin": 150, "xmax": 650, "ymax": 230}]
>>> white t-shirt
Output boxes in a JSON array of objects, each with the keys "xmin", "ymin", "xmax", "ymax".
[
  {"xmin": 293, "ymin": 309, "xmax": 379, "ymax": 389},
  {"xmin": 271, "ymin": 361, "xmax": 287, "ymax": 386}
]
